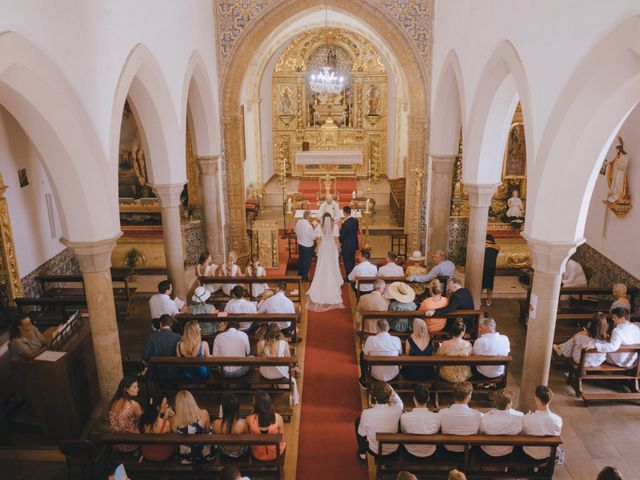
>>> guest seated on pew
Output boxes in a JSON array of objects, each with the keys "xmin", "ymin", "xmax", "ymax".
[
  {"xmin": 172, "ymin": 390, "xmax": 217, "ymax": 464},
  {"xmin": 411, "ymin": 250, "xmax": 455, "ymax": 283},
  {"xmin": 149, "ymin": 280, "xmax": 187, "ymax": 330},
  {"xmin": 479, "ymin": 388, "xmax": 523, "ymax": 456},
  {"xmin": 378, "ymin": 251, "xmax": 405, "ymax": 299},
  {"xmin": 562, "ymin": 257, "xmax": 588, "ymax": 288},
  {"xmin": 257, "ymin": 281, "xmax": 296, "ymax": 338},
  {"xmin": 9, "ymin": 315, "xmax": 48, "ymax": 361},
  {"xmin": 213, "ymin": 393, "xmax": 249, "ymax": 459},
  {"xmin": 109, "ymin": 377, "xmax": 143, "ymax": 453},
  {"xmin": 143, "ymin": 314, "xmax": 182, "ymax": 379},
  {"xmin": 349, "ymin": 249, "xmax": 378, "ymax": 294},
  {"xmin": 611, "ymin": 283, "xmax": 631, "ymax": 311},
  {"xmin": 356, "ymin": 279, "xmax": 389, "ymax": 333},
  {"xmin": 590, "ymin": 307, "xmax": 640, "ymax": 367},
  {"xmin": 405, "ymin": 251, "xmax": 429, "ymax": 296},
  {"xmin": 246, "ymin": 254, "xmax": 269, "ymax": 298},
  {"xmin": 437, "ymin": 319, "xmax": 472, "ymax": 383},
  {"xmin": 189, "ymin": 286, "xmax": 218, "ymax": 336},
  {"xmin": 222, "ymin": 465, "xmax": 252, "ymax": 480},
  {"xmin": 221, "ymin": 251, "xmax": 243, "ymax": 296},
  {"xmin": 395, "ymin": 472, "xmax": 417, "ymax": 480},
  {"xmin": 388, "ymin": 282, "xmax": 418, "ymax": 333},
  {"xmin": 176, "ymin": 321, "xmax": 212, "ymax": 379},
  {"xmin": 438, "ymin": 381, "xmax": 483, "ymax": 452},
  {"xmin": 425, "ymin": 278, "xmax": 474, "ymax": 332},
  {"xmin": 402, "ymin": 319, "xmax": 434, "ymax": 380},
  {"xmin": 522, "ymin": 385, "xmax": 562, "ymax": 460},
  {"xmin": 246, "ymin": 391, "xmax": 286, "ymax": 461},
  {"xmin": 359, "ymin": 319, "xmax": 403, "ymax": 389},
  {"xmin": 139, "ymin": 396, "xmax": 175, "ymax": 462},
  {"xmin": 225, "ymin": 286, "xmax": 258, "ymax": 332},
  {"xmin": 355, "ymin": 382, "xmax": 403, "ymax": 461},
  {"xmin": 418, "ymin": 279, "xmax": 449, "ymax": 333},
  {"xmin": 257, "ymin": 323, "xmax": 300, "ymax": 405},
  {"xmin": 448, "ymin": 470, "xmax": 467, "ymax": 480},
  {"xmin": 553, "ymin": 312, "xmax": 609, "ymax": 367},
  {"xmin": 196, "ymin": 251, "xmax": 219, "ymax": 293},
  {"xmin": 400, "ymin": 385, "xmax": 440, "ymax": 457},
  {"xmin": 597, "ymin": 466, "xmax": 624, "ymax": 480},
  {"xmin": 471, "ymin": 317, "xmax": 511, "ymax": 379},
  {"xmin": 213, "ymin": 320, "xmax": 251, "ymax": 378}
]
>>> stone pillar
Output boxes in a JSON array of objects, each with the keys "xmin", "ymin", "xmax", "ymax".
[
  {"xmin": 151, "ymin": 182, "xmax": 187, "ymax": 300},
  {"xmin": 464, "ymin": 183, "xmax": 498, "ymax": 308},
  {"xmin": 519, "ymin": 237, "xmax": 576, "ymax": 411},
  {"xmin": 196, "ymin": 155, "xmax": 224, "ymax": 258},
  {"xmin": 61, "ymin": 235, "xmax": 123, "ymax": 412},
  {"xmin": 429, "ymin": 154, "xmax": 456, "ymax": 253}
]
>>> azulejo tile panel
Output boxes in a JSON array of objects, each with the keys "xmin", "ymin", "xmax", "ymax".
[{"xmin": 21, "ymin": 248, "xmax": 80, "ymax": 298}]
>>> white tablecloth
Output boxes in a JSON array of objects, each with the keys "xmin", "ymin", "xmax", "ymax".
[
  {"xmin": 294, "ymin": 209, "xmax": 362, "ymax": 219},
  {"xmin": 295, "ymin": 150, "xmax": 363, "ymax": 165}
]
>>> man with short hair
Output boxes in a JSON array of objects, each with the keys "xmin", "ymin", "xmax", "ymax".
[
  {"xmin": 355, "ymin": 279, "xmax": 390, "ymax": 333},
  {"xmin": 339, "ymin": 205, "xmax": 360, "ymax": 277},
  {"xmin": 355, "ymin": 382, "xmax": 403, "ymax": 461},
  {"xmin": 142, "ymin": 314, "xmax": 182, "ymax": 379},
  {"xmin": 224, "ymin": 285, "xmax": 258, "ymax": 331},
  {"xmin": 472, "ymin": 317, "xmax": 511, "ymax": 378},
  {"xmin": 412, "ymin": 250, "xmax": 455, "ymax": 282},
  {"xmin": 257, "ymin": 281, "xmax": 297, "ymax": 337},
  {"xmin": 149, "ymin": 280, "xmax": 187, "ymax": 330},
  {"xmin": 212, "ymin": 320, "xmax": 251, "ymax": 377},
  {"xmin": 348, "ymin": 249, "xmax": 378, "ymax": 293},
  {"xmin": 593, "ymin": 307, "xmax": 640, "ymax": 367},
  {"xmin": 439, "ymin": 381, "xmax": 483, "ymax": 452},
  {"xmin": 479, "ymin": 388, "xmax": 523, "ymax": 456},
  {"xmin": 295, "ymin": 210, "xmax": 315, "ymax": 282},
  {"xmin": 395, "ymin": 473, "xmax": 418, "ymax": 480},
  {"xmin": 378, "ymin": 251, "xmax": 405, "ymax": 299},
  {"xmin": 400, "ymin": 385, "xmax": 440, "ymax": 457},
  {"xmin": 522, "ymin": 385, "xmax": 562, "ymax": 459},
  {"xmin": 360, "ymin": 319, "xmax": 402, "ymax": 388}
]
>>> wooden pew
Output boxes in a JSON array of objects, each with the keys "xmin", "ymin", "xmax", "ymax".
[
  {"xmin": 15, "ymin": 297, "xmax": 87, "ymax": 327},
  {"xmin": 566, "ymin": 344, "xmax": 640, "ymax": 402},
  {"xmin": 198, "ymin": 275, "xmax": 302, "ymax": 306},
  {"xmin": 353, "ymin": 276, "xmax": 406, "ymax": 300},
  {"xmin": 360, "ymin": 310, "xmax": 483, "ymax": 341},
  {"xmin": 99, "ymin": 432, "xmax": 284, "ymax": 479},
  {"xmin": 375, "ymin": 433, "xmax": 561, "ymax": 480},
  {"xmin": 363, "ymin": 355, "xmax": 511, "ymax": 406},
  {"xmin": 38, "ymin": 273, "xmax": 135, "ymax": 303},
  {"xmin": 552, "ymin": 312, "xmax": 640, "ymax": 343}
]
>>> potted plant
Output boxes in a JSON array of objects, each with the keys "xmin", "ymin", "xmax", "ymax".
[{"xmin": 122, "ymin": 248, "xmax": 146, "ymax": 283}]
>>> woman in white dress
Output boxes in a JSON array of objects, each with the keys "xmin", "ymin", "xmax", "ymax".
[
  {"xmin": 257, "ymin": 324, "xmax": 300, "ymax": 405},
  {"xmin": 196, "ymin": 252, "xmax": 219, "ymax": 293},
  {"xmin": 553, "ymin": 312, "xmax": 609, "ymax": 367},
  {"xmin": 306, "ymin": 213, "xmax": 345, "ymax": 311},
  {"xmin": 246, "ymin": 254, "xmax": 269, "ymax": 299},
  {"xmin": 221, "ymin": 251, "xmax": 242, "ymax": 296}
]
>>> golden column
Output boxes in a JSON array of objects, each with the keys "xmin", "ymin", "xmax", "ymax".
[{"xmin": 0, "ymin": 175, "xmax": 23, "ymax": 304}]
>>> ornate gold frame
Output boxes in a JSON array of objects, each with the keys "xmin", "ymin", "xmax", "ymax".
[{"xmin": 0, "ymin": 173, "xmax": 24, "ymax": 305}]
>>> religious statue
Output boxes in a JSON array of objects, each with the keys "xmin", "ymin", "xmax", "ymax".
[
  {"xmin": 279, "ymin": 87, "xmax": 293, "ymax": 115},
  {"xmin": 506, "ymin": 188, "xmax": 523, "ymax": 218},
  {"xmin": 606, "ymin": 136, "xmax": 631, "ymax": 205},
  {"xmin": 504, "ymin": 124, "xmax": 526, "ymax": 177},
  {"xmin": 366, "ymin": 84, "xmax": 380, "ymax": 116},
  {"xmin": 326, "ymin": 47, "xmax": 337, "ymax": 69}
]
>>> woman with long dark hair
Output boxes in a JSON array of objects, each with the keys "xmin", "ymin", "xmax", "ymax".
[
  {"xmin": 212, "ymin": 393, "xmax": 248, "ymax": 458},
  {"xmin": 246, "ymin": 391, "xmax": 286, "ymax": 461},
  {"xmin": 109, "ymin": 377, "xmax": 143, "ymax": 452}
]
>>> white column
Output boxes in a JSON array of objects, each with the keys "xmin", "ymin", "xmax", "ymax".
[
  {"xmin": 429, "ymin": 154, "xmax": 456, "ymax": 253},
  {"xmin": 464, "ymin": 183, "xmax": 498, "ymax": 308},
  {"xmin": 151, "ymin": 182, "xmax": 187, "ymax": 300},
  {"xmin": 197, "ymin": 155, "xmax": 224, "ymax": 258},
  {"xmin": 62, "ymin": 235, "xmax": 123, "ymax": 412},
  {"xmin": 518, "ymin": 238, "xmax": 577, "ymax": 411}
]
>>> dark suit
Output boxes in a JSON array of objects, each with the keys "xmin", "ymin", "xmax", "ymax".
[
  {"xmin": 433, "ymin": 287, "xmax": 476, "ymax": 334},
  {"xmin": 339, "ymin": 216, "xmax": 359, "ymax": 276},
  {"xmin": 143, "ymin": 328, "xmax": 182, "ymax": 379}
]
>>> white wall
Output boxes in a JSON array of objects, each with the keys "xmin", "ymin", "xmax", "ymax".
[
  {"xmin": 584, "ymin": 102, "xmax": 640, "ymax": 277},
  {"xmin": 0, "ymin": 107, "xmax": 64, "ymax": 276}
]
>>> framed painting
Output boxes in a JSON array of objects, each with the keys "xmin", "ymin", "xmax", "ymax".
[{"xmin": 503, "ymin": 122, "xmax": 526, "ymax": 178}]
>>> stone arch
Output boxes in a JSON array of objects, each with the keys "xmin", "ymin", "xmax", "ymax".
[
  {"xmin": 431, "ymin": 50, "xmax": 465, "ymax": 156},
  {"xmin": 110, "ymin": 43, "xmax": 185, "ymax": 186},
  {"xmin": 0, "ymin": 31, "xmax": 118, "ymax": 242},
  {"xmin": 526, "ymin": 16, "xmax": 640, "ymax": 243},
  {"xmin": 220, "ymin": 1, "xmax": 429, "ymax": 254},
  {"xmin": 463, "ymin": 40, "xmax": 535, "ymax": 185}
]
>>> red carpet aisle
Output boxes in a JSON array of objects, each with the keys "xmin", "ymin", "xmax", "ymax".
[{"xmin": 296, "ymin": 284, "xmax": 368, "ymax": 479}]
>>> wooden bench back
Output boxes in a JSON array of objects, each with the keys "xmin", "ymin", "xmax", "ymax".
[
  {"xmin": 198, "ymin": 275, "xmax": 302, "ymax": 303},
  {"xmin": 364, "ymin": 354, "xmax": 511, "ymax": 366},
  {"xmin": 174, "ymin": 313, "xmax": 300, "ymax": 342}
]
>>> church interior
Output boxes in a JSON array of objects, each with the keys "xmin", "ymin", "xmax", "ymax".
[{"xmin": 1, "ymin": 1, "xmax": 640, "ymax": 479}]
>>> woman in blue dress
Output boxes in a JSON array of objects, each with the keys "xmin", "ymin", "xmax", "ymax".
[
  {"xmin": 402, "ymin": 318, "xmax": 434, "ymax": 380},
  {"xmin": 176, "ymin": 321, "xmax": 211, "ymax": 379}
]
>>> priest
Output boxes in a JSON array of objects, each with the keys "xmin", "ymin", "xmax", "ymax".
[{"xmin": 318, "ymin": 193, "xmax": 342, "ymax": 222}]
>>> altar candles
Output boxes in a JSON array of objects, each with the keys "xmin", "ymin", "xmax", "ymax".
[
  {"xmin": 352, "ymin": 190, "xmax": 356, "ymax": 199},
  {"xmin": 286, "ymin": 198, "xmax": 292, "ymax": 213},
  {"xmin": 365, "ymin": 198, "xmax": 371, "ymax": 212}
]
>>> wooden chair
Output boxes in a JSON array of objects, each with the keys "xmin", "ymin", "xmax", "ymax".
[{"xmin": 390, "ymin": 234, "xmax": 408, "ymax": 260}]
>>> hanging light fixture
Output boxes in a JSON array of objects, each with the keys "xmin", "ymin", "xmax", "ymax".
[{"xmin": 308, "ymin": 2, "xmax": 344, "ymax": 94}]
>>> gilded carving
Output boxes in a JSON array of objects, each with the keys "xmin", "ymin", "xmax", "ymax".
[
  {"xmin": 0, "ymin": 177, "xmax": 24, "ymax": 305},
  {"xmin": 185, "ymin": 118, "xmax": 202, "ymax": 208}
]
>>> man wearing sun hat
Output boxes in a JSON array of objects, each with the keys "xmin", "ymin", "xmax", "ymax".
[
  {"xmin": 388, "ymin": 282, "xmax": 418, "ymax": 333},
  {"xmin": 188, "ymin": 286, "xmax": 218, "ymax": 336}
]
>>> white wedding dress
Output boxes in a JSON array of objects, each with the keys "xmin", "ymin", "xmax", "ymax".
[{"xmin": 306, "ymin": 218, "xmax": 345, "ymax": 312}]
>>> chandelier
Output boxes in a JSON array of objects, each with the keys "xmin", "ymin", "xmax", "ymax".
[{"xmin": 309, "ymin": 66, "xmax": 344, "ymax": 94}]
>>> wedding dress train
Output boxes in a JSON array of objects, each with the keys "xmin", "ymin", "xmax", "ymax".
[{"xmin": 306, "ymin": 217, "xmax": 345, "ymax": 312}]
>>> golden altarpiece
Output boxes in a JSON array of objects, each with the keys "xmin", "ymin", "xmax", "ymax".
[{"xmin": 272, "ymin": 28, "xmax": 388, "ymax": 180}]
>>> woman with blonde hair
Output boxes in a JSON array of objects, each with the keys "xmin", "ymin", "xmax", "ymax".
[
  {"xmin": 611, "ymin": 283, "xmax": 631, "ymax": 311},
  {"xmin": 172, "ymin": 390, "xmax": 216, "ymax": 464},
  {"xmin": 221, "ymin": 250, "xmax": 242, "ymax": 296},
  {"xmin": 437, "ymin": 319, "xmax": 472, "ymax": 383},
  {"xmin": 402, "ymin": 318, "xmax": 434, "ymax": 380},
  {"xmin": 418, "ymin": 279, "xmax": 449, "ymax": 333},
  {"xmin": 176, "ymin": 321, "xmax": 211, "ymax": 379},
  {"xmin": 257, "ymin": 323, "xmax": 300, "ymax": 404}
]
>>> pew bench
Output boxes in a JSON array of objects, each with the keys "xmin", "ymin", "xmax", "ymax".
[
  {"xmin": 198, "ymin": 276, "xmax": 303, "ymax": 305},
  {"xmin": 100, "ymin": 432, "xmax": 284, "ymax": 479},
  {"xmin": 363, "ymin": 355, "xmax": 511, "ymax": 406},
  {"xmin": 552, "ymin": 312, "xmax": 640, "ymax": 343},
  {"xmin": 38, "ymin": 273, "xmax": 136, "ymax": 303},
  {"xmin": 353, "ymin": 276, "xmax": 406, "ymax": 300},
  {"xmin": 15, "ymin": 297, "xmax": 87, "ymax": 327},
  {"xmin": 375, "ymin": 433, "xmax": 562, "ymax": 479}
]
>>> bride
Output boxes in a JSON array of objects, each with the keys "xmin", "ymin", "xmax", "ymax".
[{"xmin": 306, "ymin": 213, "xmax": 345, "ymax": 311}]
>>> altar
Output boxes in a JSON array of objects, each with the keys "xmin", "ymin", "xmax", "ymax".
[{"xmin": 295, "ymin": 150, "xmax": 363, "ymax": 177}]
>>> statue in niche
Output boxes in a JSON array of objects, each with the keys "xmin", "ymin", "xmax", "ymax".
[
  {"xmin": 506, "ymin": 188, "xmax": 523, "ymax": 218},
  {"xmin": 326, "ymin": 47, "xmax": 337, "ymax": 70},
  {"xmin": 279, "ymin": 87, "xmax": 294, "ymax": 115},
  {"xmin": 606, "ymin": 136, "xmax": 631, "ymax": 204},
  {"xmin": 504, "ymin": 124, "xmax": 526, "ymax": 177},
  {"xmin": 366, "ymin": 84, "xmax": 380, "ymax": 116}
]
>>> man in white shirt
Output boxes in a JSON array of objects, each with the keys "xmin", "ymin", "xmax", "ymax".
[
  {"xmin": 295, "ymin": 210, "xmax": 315, "ymax": 282},
  {"xmin": 348, "ymin": 250, "xmax": 378, "ymax": 293},
  {"xmin": 360, "ymin": 319, "xmax": 402, "ymax": 388},
  {"xmin": 439, "ymin": 382, "xmax": 483, "ymax": 452},
  {"xmin": 224, "ymin": 285, "xmax": 258, "ymax": 332},
  {"xmin": 318, "ymin": 194, "xmax": 342, "ymax": 222},
  {"xmin": 212, "ymin": 320, "xmax": 251, "ymax": 377},
  {"xmin": 400, "ymin": 385, "xmax": 440, "ymax": 457},
  {"xmin": 355, "ymin": 382, "xmax": 403, "ymax": 461},
  {"xmin": 257, "ymin": 282, "xmax": 297, "ymax": 338},
  {"xmin": 562, "ymin": 258, "xmax": 588, "ymax": 287},
  {"xmin": 378, "ymin": 252, "xmax": 405, "ymax": 300},
  {"xmin": 479, "ymin": 388, "xmax": 523, "ymax": 456},
  {"xmin": 148, "ymin": 280, "xmax": 187, "ymax": 330},
  {"xmin": 410, "ymin": 250, "xmax": 455, "ymax": 282},
  {"xmin": 522, "ymin": 385, "xmax": 562, "ymax": 459},
  {"xmin": 472, "ymin": 317, "xmax": 511, "ymax": 378},
  {"xmin": 593, "ymin": 307, "xmax": 640, "ymax": 367}
]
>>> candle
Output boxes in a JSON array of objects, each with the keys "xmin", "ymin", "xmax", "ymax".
[
  {"xmin": 352, "ymin": 190, "xmax": 356, "ymax": 199},
  {"xmin": 365, "ymin": 198, "xmax": 371, "ymax": 212},
  {"xmin": 287, "ymin": 198, "xmax": 292, "ymax": 213}
]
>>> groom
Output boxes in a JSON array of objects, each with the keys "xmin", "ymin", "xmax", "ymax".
[{"xmin": 339, "ymin": 205, "xmax": 359, "ymax": 277}]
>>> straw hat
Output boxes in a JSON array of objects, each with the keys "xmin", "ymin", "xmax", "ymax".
[
  {"xmin": 191, "ymin": 286, "xmax": 211, "ymax": 303},
  {"xmin": 408, "ymin": 250, "xmax": 425, "ymax": 262},
  {"xmin": 388, "ymin": 282, "xmax": 416, "ymax": 303}
]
